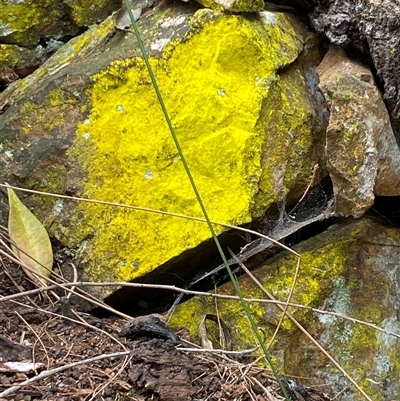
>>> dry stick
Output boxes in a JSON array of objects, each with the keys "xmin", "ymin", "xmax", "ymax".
[
  {"xmin": 228, "ymin": 248, "xmax": 300, "ymax": 351},
  {"xmin": 297, "ymin": 163, "xmax": 319, "ymax": 204},
  {"xmin": 266, "ymin": 166, "xmax": 317, "ymax": 349},
  {"xmin": 15, "ymin": 312, "xmax": 51, "ymax": 370},
  {"xmin": 0, "ymin": 279, "xmax": 399, "ymax": 342},
  {"xmin": 331, "ymin": 386, "xmax": 350, "ymax": 400},
  {"xmin": 0, "ymin": 248, "xmax": 134, "ymax": 320},
  {"xmin": 178, "ymin": 346, "xmax": 260, "ymax": 356},
  {"xmin": 251, "ymin": 376, "xmax": 279, "ymax": 401},
  {"xmin": 267, "ymin": 255, "xmax": 300, "ymax": 350},
  {"xmin": 0, "ymin": 183, "xmax": 298, "ymax": 256},
  {"xmin": 245, "ymin": 386, "xmax": 258, "ymax": 401},
  {"xmin": 8, "ymin": 297, "xmax": 128, "ymax": 351},
  {"xmin": 213, "ymin": 286, "xmax": 227, "ymax": 350},
  {"xmin": 2, "ymin": 237, "xmax": 399, "ymax": 350},
  {"xmin": 234, "ymin": 259, "xmax": 373, "ymax": 401},
  {"xmin": 0, "ymin": 185, "xmax": 300, "ymax": 320},
  {"xmin": 0, "ymin": 351, "xmax": 130, "ymax": 398},
  {"xmin": 88, "ymin": 355, "xmax": 132, "ymax": 401}
]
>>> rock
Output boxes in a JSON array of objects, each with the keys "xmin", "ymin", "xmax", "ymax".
[
  {"xmin": 311, "ymin": 0, "xmax": 400, "ymax": 143},
  {"xmin": 194, "ymin": 0, "xmax": 264, "ymax": 12},
  {"xmin": 0, "ymin": 0, "xmax": 120, "ymax": 46},
  {"xmin": 0, "ymin": 42, "xmax": 67, "ymax": 90},
  {"xmin": 0, "ymin": 4, "xmax": 327, "ymax": 299},
  {"xmin": 317, "ymin": 46, "xmax": 400, "ymax": 218},
  {"xmin": 0, "ymin": 334, "xmax": 31, "ymax": 362},
  {"xmin": 64, "ymin": 0, "xmax": 121, "ymax": 26},
  {"xmin": 169, "ymin": 217, "xmax": 400, "ymax": 400}
]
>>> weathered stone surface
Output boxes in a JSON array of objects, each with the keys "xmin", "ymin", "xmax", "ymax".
[
  {"xmin": 169, "ymin": 217, "xmax": 400, "ymax": 400},
  {"xmin": 0, "ymin": 4, "xmax": 326, "ymax": 298},
  {"xmin": 311, "ymin": 0, "xmax": 400, "ymax": 143},
  {"xmin": 317, "ymin": 46, "xmax": 400, "ymax": 217},
  {"xmin": 64, "ymin": 0, "xmax": 121, "ymax": 26},
  {"xmin": 0, "ymin": 0, "xmax": 119, "ymax": 46},
  {"xmin": 194, "ymin": 0, "xmax": 264, "ymax": 12},
  {"xmin": 0, "ymin": 42, "xmax": 67, "ymax": 90}
]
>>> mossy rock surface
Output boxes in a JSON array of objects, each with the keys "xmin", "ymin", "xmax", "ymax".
[{"xmin": 0, "ymin": 4, "xmax": 325, "ymax": 297}]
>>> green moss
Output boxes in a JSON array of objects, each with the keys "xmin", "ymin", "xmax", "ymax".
[{"xmin": 68, "ymin": 12, "xmax": 306, "ymax": 284}]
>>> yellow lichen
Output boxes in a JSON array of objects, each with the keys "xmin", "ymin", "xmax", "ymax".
[
  {"xmin": 66, "ymin": 0, "xmax": 113, "ymax": 26},
  {"xmin": 169, "ymin": 225, "xmax": 356, "ymax": 350},
  {"xmin": 0, "ymin": 44, "xmax": 22, "ymax": 68},
  {"xmin": 67, "ymin": 11, "xmax": 307, "ymax": 285},
  {"xmin": 0, "ymin": 1, "xmax": 64, "ymax": 45},
  {"xmin": 1, "ymin": 16, "xmax": 115, "ymax": 103}
]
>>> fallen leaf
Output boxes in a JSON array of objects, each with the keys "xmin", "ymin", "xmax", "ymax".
[
  {"xmin": 7, "ymin": 186, "xmax": 53, "ymax": 289},
  {"xmin": 113, "ymin": 0, "xmax": 157, "ymax": 29},
  {"xmin": 198, "ymin": 314, "xmax": 232, "ymax": 350}
]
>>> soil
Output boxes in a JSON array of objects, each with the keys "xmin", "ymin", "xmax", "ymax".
[{"xmin": 0, "ymin": 249, "xmax": 331, "ymax": 401}]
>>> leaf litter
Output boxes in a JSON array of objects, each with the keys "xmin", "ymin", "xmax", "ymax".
[{"xmin": 0, "ymin": 240, "xmax": 332, "ymax": 401}]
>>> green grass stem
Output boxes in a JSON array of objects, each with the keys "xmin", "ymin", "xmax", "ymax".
[{"xmin": 121, "ymin": 2, "xmax": 291, "ymax": 399}]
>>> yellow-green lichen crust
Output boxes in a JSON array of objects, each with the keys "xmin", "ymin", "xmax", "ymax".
[
  {"xmin": 169, "ymin": 219, "xmax": 363, "ymax": 351},
  {"xmin": 196, "ymin": 0, "xmax": 264, "ymax": 12},
  {"xmin": 169, "ymin": 219, "xmax": 400, "ymax": 399},
  {"xmin": 0, "ymin": 16, "xmax": 115, "ymax": 104},
  {"xmin": 0, "ymin": 44, "xmax": 29, "ymax": 69},
  {"xmin": 67, "ymin": 10, "xmax": 312, "ymax": 285},
  {"xmin": 0, "ymin": 0, "xmax": 115, "ymax": 46},
  {"xmin": 0, "ymin": 1, "xmax": 66, "ymax": 46},
  {"xmin": 65, "ymin": 0, "xmax": 117, "ymax": 26}
]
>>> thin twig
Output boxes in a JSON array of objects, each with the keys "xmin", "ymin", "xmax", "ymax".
[
  {"xmin": 88, "ymin": 354, "xmax": 132, "ymax": 401},
  {"xmin": 177, "ymin": 346, "xmax": 259, "ymax": 356},
  {"xmin": 236, "ymin": 262, "xmax": 373, "ymax": 401},
  {"xmin": 0, "ymin": 351, "xmax": 130, "ymax": 397},
  {"xmin": 15, "ymin": 312, "xmax": 51, "ymax": 369},
  {"xmin": 0, "ymin": 280, "xmax": 398, "ymax": 342},
  {"xmin": 0, "ymin": 183, "xmax": 298, "ymax": 256},
  {"xmin": 266, "ymin": 246, "xmax": 300, "ymax": 349}
]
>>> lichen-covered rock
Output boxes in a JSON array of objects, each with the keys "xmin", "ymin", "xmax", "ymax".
[
  {"xmin": 0, "ymin": 4, "xmax": 326, "ymax": 298},
  {"xmin": 194, "ymin": 0, "xmax": 264, "ymax": 12},
  {"xmin": 169, "ymin": 217, "xmax": 400, "ymax": 400},
  {"xmin": 63, "ymin": 0, "xmax": 120, "ymax": 26},
  {"xmin": 311, "ymin": 0, "xmax": 400, "ymax": 144},
  {"xmin": 0, "ymin": 0, "xmax": 119, "ymax": 46},
  {"xmin": 317, "ymin": 46, "xmax": 400, "ymax": 218},
  {"xmin": 0, "ymin": 42, "xmax": 66, "ymax": 88}
]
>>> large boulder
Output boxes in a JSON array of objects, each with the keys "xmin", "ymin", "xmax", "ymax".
[
  {"xmin": 170, "ymin": 217, "xmax": 400, "ymax": 400},
  {"xmin": 0, "ymin": 4, "xmax": 327, "ymax": 298}
]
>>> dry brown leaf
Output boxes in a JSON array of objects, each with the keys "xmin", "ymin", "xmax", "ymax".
[
  {"xmin": 198, "ymin": 314, "xmax": 232, "ymax": 350},
  {"xmin": 7, "ymin": 186, "xmax": 53, "ymax": 289}
]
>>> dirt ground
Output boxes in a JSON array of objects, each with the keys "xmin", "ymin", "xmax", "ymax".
[{"xmin": 0, "ymin": 249, "xmax": 331, "ymax": 401}]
